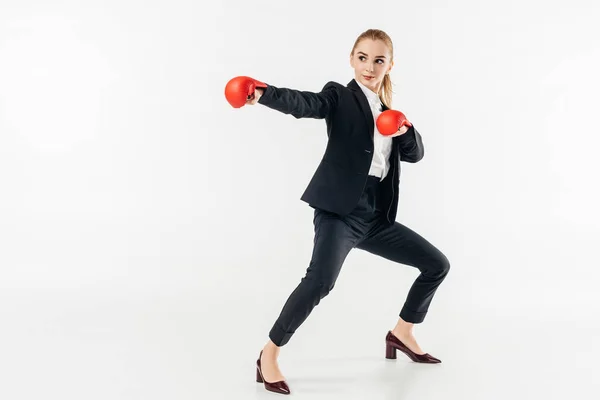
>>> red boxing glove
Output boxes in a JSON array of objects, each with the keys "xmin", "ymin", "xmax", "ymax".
[
  {"xmin": 376, "ymin": 109, "xmax": 412, "ymax": 136},
  {"xmin": 224, "ymin": 76, "xmax": 267, "ymax": 108}
]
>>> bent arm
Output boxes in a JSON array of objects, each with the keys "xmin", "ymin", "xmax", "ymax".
[{"xmin": 397, "ymin": 125, "xmax": 424, "ymax": 162}]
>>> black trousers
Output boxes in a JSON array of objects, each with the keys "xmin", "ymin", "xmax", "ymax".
[{"xmin": 269, "ymin": 175, "xmax": 450, "ymax": 347}]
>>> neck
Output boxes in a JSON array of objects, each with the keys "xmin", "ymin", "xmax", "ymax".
[{"xmin": 357, "ymin": 78, "xmax": 379, "ymax": 94}]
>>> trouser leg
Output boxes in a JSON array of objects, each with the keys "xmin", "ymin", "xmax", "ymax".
[
  {"xmin": 356, "ymin": 221, "xmax": 450, "ymax": 323},
  {"xmin": 268, "ymin": 209, "xmax": 363, "ymax": 346}
]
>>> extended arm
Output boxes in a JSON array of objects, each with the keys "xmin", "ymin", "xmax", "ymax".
[{"xmin": 257, "ymin": 81, "xmax": 341, "ymax": 119}]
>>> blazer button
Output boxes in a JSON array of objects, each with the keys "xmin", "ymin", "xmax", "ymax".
[{"xmin": 364, "ymin": 149, "xmax": 372, "ymax": 153}]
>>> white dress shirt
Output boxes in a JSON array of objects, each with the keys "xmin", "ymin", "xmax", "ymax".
[{"xmin": 355, "ymin": 79, "xmax": 393, "ymax": 181}]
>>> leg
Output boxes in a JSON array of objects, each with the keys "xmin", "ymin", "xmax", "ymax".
[
  {"xmin": 356, "ymin": 221, "xmax": 449, "ymax": 356},
  {"xmin": 260, "ymin": 209, "xmax": 363, "ymax": 383},
  {"xmin": 357, "ymin": 220, "xmax": 450, "ymax": 324},
  {"xmin": 269, "ymin": 209, "xmax": 362, "ymax": 346}
]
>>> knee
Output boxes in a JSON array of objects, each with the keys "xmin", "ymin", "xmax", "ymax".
[
  {"xmin": 316, "ymin": 275, "xmax": 337, "ymax": 296},
  {"xmin": 439, "ymin": 254, "xmax": 451, "ymax": 275},
  {"xmin": 428, "ymin": 254, "xmax": 450, "ymax": 278},
  {"xmin": 319, "ymin": 281, "xmax": 335, "ymax": 297},
  {"xmin": 302, "ymin": 274, "xmax": 336, "ymax": 296}
]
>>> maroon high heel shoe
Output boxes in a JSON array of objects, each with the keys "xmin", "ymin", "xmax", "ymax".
[
  {"xmin": 385, "ymin": 331, "xmax": 441, "ymax": 363},
  {"xmin": 256, "ymin": 350, "xmax": 291, "ymax": 395}
]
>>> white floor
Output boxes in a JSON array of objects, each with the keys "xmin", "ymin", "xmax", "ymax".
[{"xmin": 1, "ymin": 284, "xmax": 598, "ymax": 400}]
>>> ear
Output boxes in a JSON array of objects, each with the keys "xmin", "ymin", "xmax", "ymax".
[{"xmin": 349, "ymin": 54, "xmax": 354, "ymax": 68}]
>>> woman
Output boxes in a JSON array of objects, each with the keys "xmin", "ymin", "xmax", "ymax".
[{"xmin": 229, "ymin": 28, "xmax": 450, "ymax": 395}]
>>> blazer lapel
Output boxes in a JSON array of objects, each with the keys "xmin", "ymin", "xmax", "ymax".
[
  {"xmin": 348, "ymin": 79, "xmax": 396, "ymax": 150},
  {"xmin": 347, "ymin": 79, "xmax": 374, "ymax": 142}
]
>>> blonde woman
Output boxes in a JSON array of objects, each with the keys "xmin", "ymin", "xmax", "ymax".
[{"xmin": 226, "ymin": 28, "xmax": 450, "ymax": 395}]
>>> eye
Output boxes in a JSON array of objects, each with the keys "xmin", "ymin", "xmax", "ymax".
[{"xmin": 358, "ymin": 55, "xmax": 385, "ymax": 64}]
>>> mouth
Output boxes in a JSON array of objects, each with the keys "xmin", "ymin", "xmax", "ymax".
[{"xmin": 363, "ymin": 75, "xmax": 374, "ymax": 80}]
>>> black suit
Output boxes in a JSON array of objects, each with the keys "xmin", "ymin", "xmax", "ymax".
[
  {"xmin": 258, "ymin": 78, "xmax": 450, "ymax": 347},
  {"xmin": 258, "ymin": 78, "xmax": 424, "ymax": 225}
]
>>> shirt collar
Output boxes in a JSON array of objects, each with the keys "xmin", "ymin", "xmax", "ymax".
[{"xmin": 355, "ymin": 79, "xmax": 381, "ymax": 107}]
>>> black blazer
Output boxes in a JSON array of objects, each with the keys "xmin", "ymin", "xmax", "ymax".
[{"xmin": 257, "ymin": 78, "xmax": 424, "ymax": 225}]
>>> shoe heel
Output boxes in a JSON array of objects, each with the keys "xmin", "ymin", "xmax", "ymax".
[
  {"xmin": 385, "ymin": 342, "xmax": 397, "ymax": 359},
  {"xmin": 256, "ymin": 367, "xmax": 263, "ymax": 383}
]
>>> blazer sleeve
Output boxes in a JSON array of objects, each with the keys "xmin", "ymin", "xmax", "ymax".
[
  {"xmin": 257, "ymin": 81, "xmax": 341, "ymax": 119},
  {"xmin": 396, "ymin": 125, "xmax": 425, "ymax": 163}
]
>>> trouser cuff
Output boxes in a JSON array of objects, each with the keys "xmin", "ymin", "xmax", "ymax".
[
  {"xmin": 269, "ymin": 323, "xmax": 293, "ymax": 347},
  {"xmin": 400, "ymin": 308, "xmax": 427, "ymax": 324}
]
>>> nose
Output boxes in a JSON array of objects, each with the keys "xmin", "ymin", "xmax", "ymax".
[{"xmin": 366, "ymin": 62, "xmax": 374, "ymax": 73}]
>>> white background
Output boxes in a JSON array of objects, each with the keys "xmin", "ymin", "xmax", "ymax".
[{"xmin": 1, "ymin": 0, "xmax": 599, "ymax": 399}]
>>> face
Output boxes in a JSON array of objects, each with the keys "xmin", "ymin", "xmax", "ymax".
[{"xmin": 350, "ymin": 38, "xmax": 393, "ymax": 93}]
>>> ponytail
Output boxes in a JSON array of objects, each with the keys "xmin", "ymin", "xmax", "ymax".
[{"xmin": 379, "ymin": 73, "xmax": 393, "ymax": 109}]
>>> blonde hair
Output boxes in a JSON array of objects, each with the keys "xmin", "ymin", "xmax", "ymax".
[{"xmin": 350, "ymin": 29, "xmax": 394, "ymax": 109}]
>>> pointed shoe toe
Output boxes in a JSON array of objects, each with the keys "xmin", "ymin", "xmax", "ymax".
[
  {"xmin": 385, "ymin": 331, "xmax": 442, "ymax": 364},
  {"xmin": 256, "ymin": 351, "xmax": 291, "ymax": 395}
]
